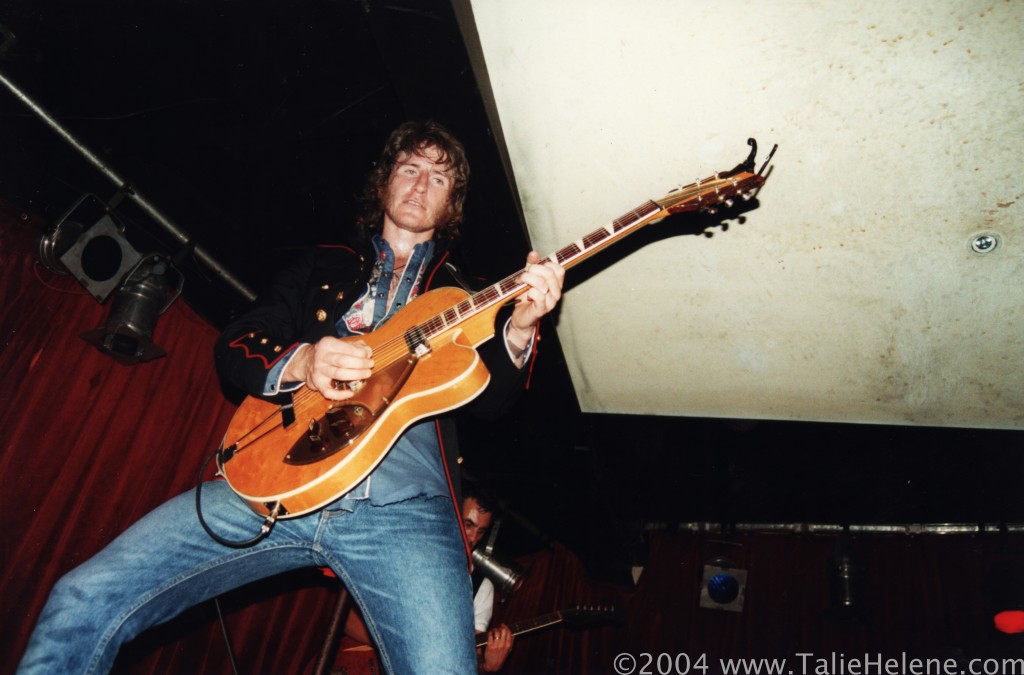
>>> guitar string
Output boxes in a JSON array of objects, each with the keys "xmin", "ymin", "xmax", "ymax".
[{"xmin": 226, "ymin": 408, "xmax": 289, "ymax": 451}]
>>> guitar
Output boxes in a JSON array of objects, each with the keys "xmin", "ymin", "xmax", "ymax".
[
  {"xmin": 218, "ymin": 140, "xmax": 774, "ymax": 518},
  {"xmin": 475, "ymin": 604, "xmax": 621, "ymax": 648}
]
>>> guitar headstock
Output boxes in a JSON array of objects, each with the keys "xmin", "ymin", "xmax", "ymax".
[
  {"xmin": 655, "ymin": 172, "xmax": 764, "ymax": 215},
  {"xmin": 655, "ymin": 137, "xmax": 775, "ymax": 216},
  {"xmin": 561, "ymin": 604, "xmax": 623, "ymax": 626}
]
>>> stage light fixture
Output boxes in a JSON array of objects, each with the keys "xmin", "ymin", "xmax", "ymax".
[
  {"xmin": 39, "ymin": 193, "xmax": 143, "ymax": 303},
  {"xmin": 826, "ymin": 532, "xmax": 864, "ymax": 620},
  {"xmin": 699, "ymin": 558, "xmax": 746, "ymax": 612},
  {"xmin": 38, "ymin": 194, "xmax": 184, "ymax": 364},
  {"xmin": 80, "ymin": 255, "xmax": 182, "ymax": 365}
]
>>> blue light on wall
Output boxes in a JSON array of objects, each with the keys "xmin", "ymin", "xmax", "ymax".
[{"xmin": 700, "ymin": 559, "xmax": 746, "ymax": 612}]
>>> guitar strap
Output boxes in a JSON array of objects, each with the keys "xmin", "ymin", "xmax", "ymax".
[{"xmin": 444, "ymin": 261, "xmax": 476, "ymax": 292}]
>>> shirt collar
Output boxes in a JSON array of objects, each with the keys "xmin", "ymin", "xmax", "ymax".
[{"xmin": 371, "ymin": 234, "xmax": 435, "ymax": 264}]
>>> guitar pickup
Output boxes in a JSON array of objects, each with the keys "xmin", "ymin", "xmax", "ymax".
[{"xmin": 404, "ymin": 326, "xmax": 431, "ymax": 359}]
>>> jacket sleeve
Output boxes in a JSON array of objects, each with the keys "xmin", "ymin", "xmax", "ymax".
[{"xmin": 464, "ymin": 305, "xmax": 531, "ymax": 420}]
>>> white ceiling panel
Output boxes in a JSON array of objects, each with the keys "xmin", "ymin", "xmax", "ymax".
[{"xmin": 457, "ymin": 0, "xmax": 1023, "ymax": 428}]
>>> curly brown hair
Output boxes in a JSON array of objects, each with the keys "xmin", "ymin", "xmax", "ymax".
[{"xmin": 355, "ymin": 120, "xmax": 471, "ymax": 241}]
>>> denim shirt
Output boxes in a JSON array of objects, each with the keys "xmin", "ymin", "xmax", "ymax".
[{"xmin": 339, "ymin": 236, "xmax": 447, "ymax": 506}]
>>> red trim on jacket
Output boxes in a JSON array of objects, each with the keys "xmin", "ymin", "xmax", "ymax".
[
  {"xmin": 436, "ymin": 418, "xmax": 473, "ymax": 570},
  {"xmin": 523, "ymin": 325, "xmax": 541, "ymax": 390},
  {"xmin": 227, "ymin": 332, "xmax": 301, "ymax": 370},
  {"xmin": 318, "ymin": 243, "xmax": 359, "ymax": 253},
  {"xmin": 422, "ymin": 249, "xmax": 451, "ymax": 291}
]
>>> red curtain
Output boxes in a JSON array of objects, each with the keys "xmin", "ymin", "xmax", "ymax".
[
  {"xmin": 3, "ymin": 204, "xmax": 1021, "ymax": 674},
  {"xmin": 0, "ymin": 204, "xmax": 338, "ymax": 674}
]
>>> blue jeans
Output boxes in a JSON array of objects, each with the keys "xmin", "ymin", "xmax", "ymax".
[{"xmin": 17, "ymin": 482, "xmax": 477, "ymax": 675}]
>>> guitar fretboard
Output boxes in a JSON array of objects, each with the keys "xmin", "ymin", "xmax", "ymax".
[
  {"xmin": 410, "ymin": 168, "xmax": 764, "ymax": 347},
  {"xmin": 414, "ymin": 199, "xmax": 665, "ymax": 342},
  {"xmin": 508, "ymin": 610, "xmax": 565, "ymax": 637},
  {"xmin": 475, "ymin": 610, "xmax": 566, "ymax": 647},
  {"xmin": 473, "ymin": 605, "xmax": 620, "ymax": 647}
]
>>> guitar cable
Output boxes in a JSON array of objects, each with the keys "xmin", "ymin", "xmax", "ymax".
[{"xmin": 194, "ymin": 446, "xmax": 281, "ymax": 548}]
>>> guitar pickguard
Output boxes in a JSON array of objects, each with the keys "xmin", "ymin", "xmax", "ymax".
[{"xmin": 284, "ymin": 353, "xmax": 419, "ymax": 465}]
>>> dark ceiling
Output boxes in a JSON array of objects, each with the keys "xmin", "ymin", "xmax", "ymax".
[{"xmin": 1, "ymin": 0, "xmax": 1020, "ymax": 584}]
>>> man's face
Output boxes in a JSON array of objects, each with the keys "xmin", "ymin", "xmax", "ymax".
[
  {"xmin": 380, "ymin": 144, "xmax": 454, "ymax": 237},
  {"xmin": 462, "ymin": 496, "xmax": 493, "ymax": 549}
]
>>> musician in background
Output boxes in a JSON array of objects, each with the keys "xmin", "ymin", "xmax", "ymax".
[
  {"xmin": 18, "ymin": 120, "xmax": 563, "ymax": 674},
  {"xmin": 462, "ymin": 485, "xmax": 515, "ymax": 672}
]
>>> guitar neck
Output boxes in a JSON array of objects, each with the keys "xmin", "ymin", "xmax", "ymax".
[
  {"xmin": 475, "ymin": 610, "xmax": 566, "ymax": 648},
  {"xmin": 416, "ymin": 166, "xmax": 765, "ymax": 344},
  {"xmin": 480, "ymin": 199, "xmax": 666, "ymax": 305},
  {"xmin": 418, "ymin": 198, "xmax": 669, "ymax": 343}
]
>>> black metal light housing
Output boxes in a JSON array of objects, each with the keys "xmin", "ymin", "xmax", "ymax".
[
  {"xmin": 39, "ymin": 194, "xmax": 143, "ymax": 303},
  {"xmin": 80, "ymin": 256, "xmax": 182, "ymax": 365}
]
